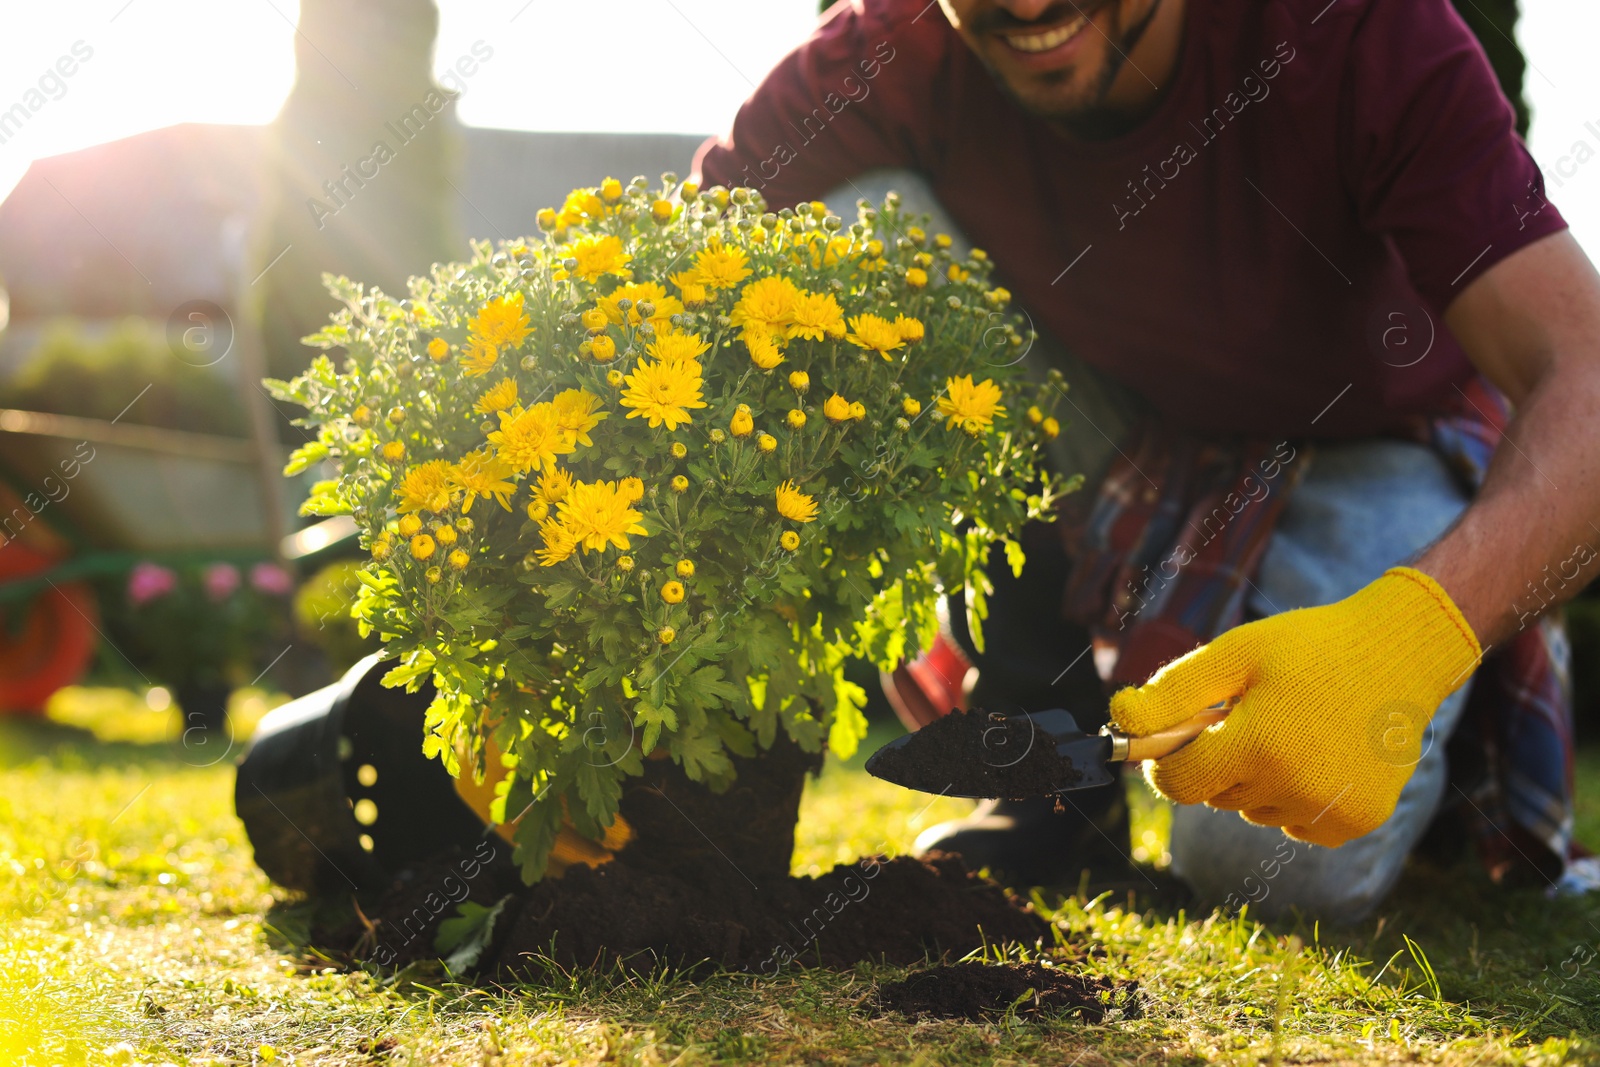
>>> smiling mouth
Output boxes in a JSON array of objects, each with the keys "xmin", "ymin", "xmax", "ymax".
[{"xmin": 1000, "ymin": 13, "xmax": 1092, "ymax": 53}]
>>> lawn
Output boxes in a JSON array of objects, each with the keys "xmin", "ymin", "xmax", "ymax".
[{"xmin": 2, "ymin": 691, "xmax": 1599, "ymax": 1066}]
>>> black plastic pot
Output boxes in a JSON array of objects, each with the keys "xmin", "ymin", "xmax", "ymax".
[{"xmin": 234, "ymin": 654, "xmax": 490, "ymax": 894}]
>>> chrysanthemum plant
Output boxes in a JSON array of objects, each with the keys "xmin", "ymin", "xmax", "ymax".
[{"xmin": 269, "ymin": 175, "xmax": 1069, "ymax": 882}]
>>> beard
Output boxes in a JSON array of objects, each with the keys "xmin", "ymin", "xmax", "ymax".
[{"xmin": 971, "ymin": 0, "xmax": 1167, "ymax": 138}]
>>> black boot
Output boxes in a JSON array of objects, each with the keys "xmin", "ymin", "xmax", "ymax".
[
  {"xmin": 916, "ymin": 530, "xmax": 1139, "ymax": 892},
  {"xmin": 915, "ymin": 783, "xmax": 1137, "ymax": 892}
]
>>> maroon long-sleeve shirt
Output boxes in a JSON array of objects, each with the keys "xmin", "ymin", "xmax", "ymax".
[{"xmin": 695, "ymin": 0, "xmax": 1566, "ymax": 439}]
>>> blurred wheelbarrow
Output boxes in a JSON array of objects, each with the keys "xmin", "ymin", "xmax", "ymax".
[{"xmin": 0, "ymin": 406, "xmax": 346, "ymax": 711}]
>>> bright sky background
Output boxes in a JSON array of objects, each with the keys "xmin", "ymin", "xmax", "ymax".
[{"xmin": 0, "ymin": 0, "xmax": 1597, "ymax": 261}]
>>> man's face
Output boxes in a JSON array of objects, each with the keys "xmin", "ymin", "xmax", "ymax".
[{"xmin": 939, "ymin": 0, "xmax": 1163, "ymax": 124}]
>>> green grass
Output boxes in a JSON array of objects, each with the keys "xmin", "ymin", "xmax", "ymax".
[{"xmin": 2, "ymin": 698, "xmax": 1599, "ymax": 1065}]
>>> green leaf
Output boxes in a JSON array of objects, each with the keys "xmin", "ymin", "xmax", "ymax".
[
  {"xmin": 434, "ymin": 895, "xmax": 513, "ymax": 971},
  {"xmin": 671, "ymin": 728, "xmax": 733, "ymax": 784},
  {"xmin": 827, "ymin": 669, "xmax": 869, "ymax": 760}
]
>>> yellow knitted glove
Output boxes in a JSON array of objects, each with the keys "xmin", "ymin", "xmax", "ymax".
[{"xmin": 1109, "ymin": 567, "xmax": 1480, "ymax": 847}]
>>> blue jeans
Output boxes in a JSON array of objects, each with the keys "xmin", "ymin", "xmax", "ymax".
[
  {"xmin": 831, "ymin": 171, "xmax": 1474, "ymax": 924},
  {"xmin": 1168, "ymin": 440, "xmax": 1471, "ymax": 924}
]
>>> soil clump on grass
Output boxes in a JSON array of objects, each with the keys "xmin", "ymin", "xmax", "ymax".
[
  {"xmin": 866, "ymin": 707, "xmax": 1085, "ymax": 798},
  {"xmin": 877, "ymin": 961, "xmax": 1139, "ymax": 1021},
  {"xmin": 325, "ymin": 732, "xmax": 1054, "ymax": 975}
]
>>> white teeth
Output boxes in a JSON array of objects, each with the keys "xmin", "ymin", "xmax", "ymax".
[{"xmin": 1005, "ymin": 15, "xmax": 1089, "ymax": 53}]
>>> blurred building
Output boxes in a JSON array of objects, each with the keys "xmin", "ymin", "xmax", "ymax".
[{"xmin": 0, "ymin": 123, "xmax": 706, "ymax": 377}]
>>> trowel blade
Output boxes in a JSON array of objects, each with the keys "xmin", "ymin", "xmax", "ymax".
[{"xmin": 863, "ymin": 707, "xmax": 1117, "ymax": 799}]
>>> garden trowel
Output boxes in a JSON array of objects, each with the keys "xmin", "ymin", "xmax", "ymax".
[{"xmin": 863, "ymin": 705, "xmax": 1228, "ymax": 799}]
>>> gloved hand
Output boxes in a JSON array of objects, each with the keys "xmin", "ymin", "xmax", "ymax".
[{"xmin": 1109, "ymin": 567, "xmax": 1480, "ymax": 847}]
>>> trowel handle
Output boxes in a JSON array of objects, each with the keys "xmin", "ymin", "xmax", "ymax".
[{"xmin": 1102, "ymin": 705, "xmax": 1230, "ymax": 763}]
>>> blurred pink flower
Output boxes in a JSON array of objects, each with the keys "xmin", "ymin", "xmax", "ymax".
[
  {"xmin": 249, "ymin": 561, "xmax": 294, "ymax": 596},
  {"xmin": 202, "ymin": 562, "xmax": 241, "ymax": 602},
  {"xmin": 127, "ymin": 561, "xmax": 177, "ymax": 606}
]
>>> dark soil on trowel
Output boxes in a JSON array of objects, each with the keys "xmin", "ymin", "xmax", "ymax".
[
  {"xmin": 866, "ymin": 707, "xmax": 1085, "ymax": 798},
  {"xmin": 323, "ymin": 731, "xmax": 1056, "ymax": 976},
  {"xmin": 877, "ymin": 961, "xmax": 1140, "ymax": 1021}
]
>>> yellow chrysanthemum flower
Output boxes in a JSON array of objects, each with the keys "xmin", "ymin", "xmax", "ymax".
[
  {"xmin": 790, "ymin": 232, "xmax": 852, "ymax": 269},
  {"xmin": 551, "ymin": 389, "xmax": 608, "ymax": 447},
  {"xmin": 569, "ymin": 233, "xmax": 632, "ymax": 282},
  {"xmin": 535, "ymin": 518, "xmax": 578, "ymax": 566},
  {"xmin": 435, "ymin": 524, "xmax": 457, "ymax": 545},
  {"xmin": 669, "ymin": 271, "xmax": 708, "ymax": 306},
  {"xmin": 788, "ymin": 291, "xmax": 847, "ymax": 341},
  {"xmin": 948, "ymin": 263, "xmax": 970, "ymax": 283},
  {"xmin": 447, "ymin": 548, "xmax": 470, "ymax": 571},
  {"xmin": 730, "ymin": 409, "xmax": 754, "ymax": 437},
  {"xmin": 845, "ymin": 314, "xmax": 905, "ymax": 359},
  {"xmin": 559, "ymin": 187, "xmax": 606, "ymax": 227},
  {"xmin": 588, "ymin": 335, "xmax": 617, "ymax": 362},
  {"xmin": 788, "ymin": 370, "xmax": 810, "ymax": 392},
  {"xmin": 381, "ymin": 440, "xmax": 406, "ymax": 462},
  {"xmin": 489, "ymin": 402, "xmax": 575, "ymax": 474},
  {"xmin": 581, "ymin": 308, "xmax": 608, "ymax": 331},
  {"xmin": 658, "ymin": 626, "xmax": 676, "ymax": 645},
  {"xmin": 670, "ymin": 475, "xmax": 689, "ymax": 493},
  {"xmin": 822, "ymin": 394, "xmax": 852, "ymax": 423},
  {"xmin": 1027, "ymin": 405, "xmax": 1044, "ymax": 425},
  {"xmin": 537, "ymin": 465, "xmax": 574, "ymax": 504},
  {"xmin": 729, "ymin": 276, "xmax": 801, "ymax": 338},
  {"xmin": 893, "ymin": 315, "xmax": 925, "ymax": 344},
  {"xmin": 660, "ymin": 580, "xmax": 685, "ymax": 604},
  {"xmin": 780, "ymin": 530, "xmax": 801, "ymax": 551},
  {"xmin": 598, "ymin": 282, "xmax": 683, "ymax": 328},
  {"xmin": 470, "ymin": 292, "xmax": 532, "ymax": 352},
  {"xmin": 396, "ymin": 459, "xmax": 456, "ymax": 514},
  {"xmin": 474, "ymin": 378, "xmax": 519, "ymax": 415},
  {"xmin": 398, "ymin": 514, "xmax": 423, "ymax": 537},
  {"xmin": 651, "ymin": 199, "xmax": 674, "ymax": 223},
  {"xmin": 744, "ymin": 331, "xmax": 785, "ymax": 370},
  {"xmin": 619, "ymin": 476, "xmax": 644, "ymax": 503},
  {"xmin": 450, "ymin": 449, "xmax": 517, "ymax": 513},
  {"xmin": 691, "ymin": 240, "xmax": 753, "ymax": 290},
  {"xmin": 905, "ymin": 267, "xmax": 928, "ymax": 288},
  {"xmin": 557, "ymin": 479, "xmax": 650, "ymax": 553},
  {"xmin": 646, "ymin": 331, "xmax": 710, "ymax": 364},
  {"xmin": 757, "ymin": 433, "xmax": 777, "ymax": 452},
  {"xmin": 675, "ymin": 559, "xmax": 695, "ymax": 578},
  {"xmin": 937, "ymin": 375, "xmax": 1007, "ymax": 434},
  {"xmin": 775, "ymin": 480, "xmax": 819, "ymax": 523},
  {"xmin": 620, "ymin": 357, "xmax": 707, "ymax": 430},
  {"xmin": 902, "ymin": 397, "xmax": 922, "ymax": 417},
  {"xmin": 410, "ymin": 533, "xmax": 436, "ymax": 560},
  {"xmin": 1043, "ymin": 416, "xmax": 1061, "ymax": 439},
  {"xmin": 786, "ymin": 409, "xmax": 806, "ymax": 429},
  {"xmin": 460, "ymin": 338, "xmax": 499, "ymax": 377},
  {"xmin": 599, "ymin": 177, "xmax": 624, "ymax": 203},
  {"xmin": 536, "ymin": 207, "xmax": 558, "ymax": 231},
  {"xmin": 427, "ymin": 337, "xmax": 450, "ymax": 361}
]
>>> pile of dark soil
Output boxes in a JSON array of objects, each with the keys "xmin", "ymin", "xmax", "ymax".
[
  {"xmin": 866, "ymin": 708, "xmax": 1087, "ymax": 798},
  {"xmin": 877, "ymin": 961, "xmax": 1139, "ymax": 1021},
  {"xmin": 324, "ymin": 732, "xmax": 1056, "ymax": 975}
]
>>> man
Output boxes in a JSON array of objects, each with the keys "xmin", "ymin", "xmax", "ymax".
[{"xmin": 695, "ymin": 0, "xmax": 1599, "ymax": 921}]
